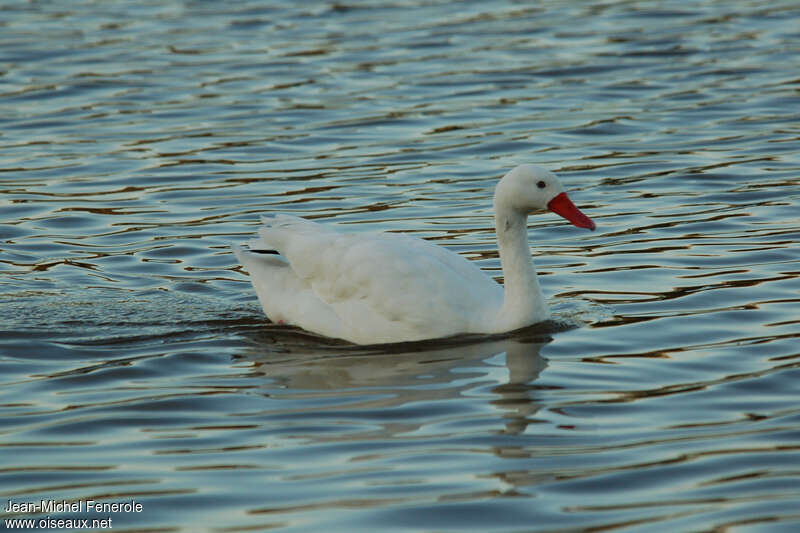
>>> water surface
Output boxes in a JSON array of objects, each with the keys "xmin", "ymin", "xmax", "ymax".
[{"xmin": 2, "ymin": 1, "xmax": 800, "ymax": 531}]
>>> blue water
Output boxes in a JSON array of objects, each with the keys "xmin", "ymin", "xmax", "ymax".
[{"xmin": 2, "ymin": 1, "xmax": 800, "ymax": 531}]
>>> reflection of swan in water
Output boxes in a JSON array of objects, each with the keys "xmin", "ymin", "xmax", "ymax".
[
  {"xmin": 236, "ymin": 324, "xmax": 558, "ymax": 436},
  {"xmin": 494, "ymin": 340, "xmax": 550, "ymax": 437}
]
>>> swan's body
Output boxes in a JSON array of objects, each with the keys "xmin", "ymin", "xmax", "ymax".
[{"xmin": 234, "ymin": 165, "xmax": 595, "ymax": 345}]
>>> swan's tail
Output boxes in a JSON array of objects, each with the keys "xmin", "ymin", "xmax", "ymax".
[{"xmin": 234, "ymin": 214, "xmax": 328, "ymax": 268}]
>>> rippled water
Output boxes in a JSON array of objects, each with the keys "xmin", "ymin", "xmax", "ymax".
[{"xmin": 2, "ymin": 1, "xmax": 800, "ymax": 531}]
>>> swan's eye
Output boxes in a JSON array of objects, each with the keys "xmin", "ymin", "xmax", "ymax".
[{"xmin": 537, "ymin": 180, "xmax": 547, "ymax": 189}]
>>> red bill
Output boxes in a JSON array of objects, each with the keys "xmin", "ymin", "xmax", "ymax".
[{"xmin": 547, "ymin": 192, "xmax": 596, "ymax": 231}]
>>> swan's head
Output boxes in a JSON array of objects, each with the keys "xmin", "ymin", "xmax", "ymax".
[{"xmin": 495, "ymin": 164, "xmax": 595, "ymax": 230}]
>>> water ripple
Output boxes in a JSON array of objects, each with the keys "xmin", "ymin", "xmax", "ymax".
[{"xmin": 2, "ymin": 1, "xmax": 800, "ymax": 531}]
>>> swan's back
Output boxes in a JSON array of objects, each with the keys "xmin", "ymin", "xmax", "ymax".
[{"xmin": 235, "ymin": 215, "xmax": 503, "ymax": 344}]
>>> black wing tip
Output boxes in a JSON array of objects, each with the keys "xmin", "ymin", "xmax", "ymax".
[{"xmin": 250, "ymin": 249, "xmax": 281, "ymax": 255}]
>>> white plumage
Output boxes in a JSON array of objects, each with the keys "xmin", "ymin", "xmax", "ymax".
[{"xmin": 234, "ymin": 165, "xmax": 595, "ymax": 345}]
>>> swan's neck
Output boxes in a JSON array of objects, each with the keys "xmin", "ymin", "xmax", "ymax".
[{"xmin": 494, "ymin": 206, "xmax": 550, "ymax": 329}]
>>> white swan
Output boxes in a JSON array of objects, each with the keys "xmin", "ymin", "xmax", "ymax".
[{"xmin": 234, "ymin": 165, "xmax": 595, "ymax": 345}]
